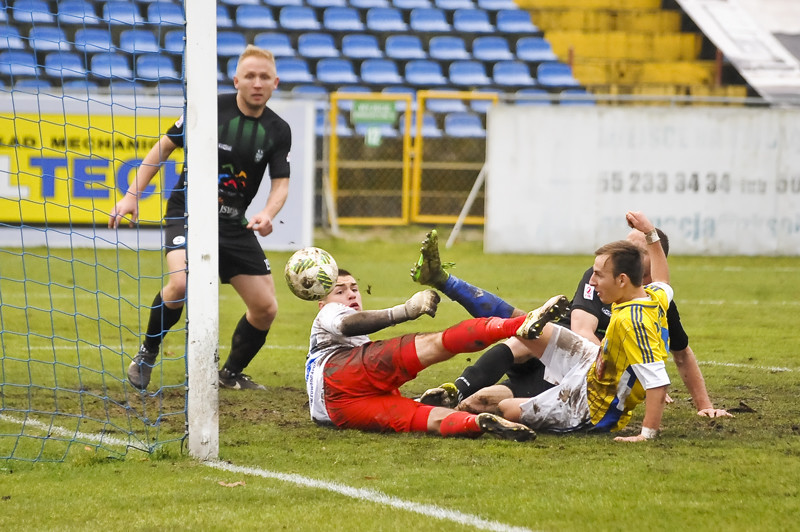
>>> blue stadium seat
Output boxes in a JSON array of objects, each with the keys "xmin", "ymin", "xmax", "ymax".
[
  {"xmin": 400, "ymin": 111, "xmax": 442, "ymax": 137},
  {"xmin": 559, "ymin": 88, "xmax": 595, "ymax": 105},
  {"xmin": 515, "ymin": 87, "xmax": 549, "ymax": 105},
  {"xmin": 424, "ymin": 89, "xmax": 467, "ymax": 113},
  {"xmin": 217, "ymin": 5, "xmax": 234, "ymax": 28},
  {"xmin": 452, "ymin": 9, "xmax": 493, "ymax": 33},
  {"xmin": 226, "ymin": 57, "xmax": 239, "ymax": 79},
  {"xmin": 350, "ymin": 0, "xmax": 389, "ymax": 8},
  {"xmin": 262, "ymin": 0, "xmax": 303, "ymax": 7},
  {"xmin": 0, "ymin": 51, "xmax": 39, "ymax": 77},
  {"xmin": 365, "ymin": 7, "xmax": 407, "ymax": 32},
  {"xmin": 444, "ymin": 112, "xmax": 485, "ymax": 138},
  {"xmin": 44, "ymin": 52, "xmax": 86, "ymax": 79},
  {"xmin": 516, "ymin": 37, "xmax": 557, "ymax": 63},
  {"xmin": 254, "ymin": 33, "xmax": 295, "ymax": 57},
  {"xmin": 335, "ymin": 85, "xmax": 370, "ymax": 110},
  {"xmin": 63, "ymin": 79, "xmax": 100, "ymax": 93},
  {"xmin": 341, "ymin": 34, "xmax": 382, "ymax": 59},
  {"xmin": 217, "ymin": 32, "xmax": 247, "ymax": 57},
  {"xmin": 382, "ymin": 85, "xmax": 416, "ymax": 111},
  {"xmin": 476, "ymin": 0, "xmax": 516, "ymax": 9},
  {"xmin": 448, "ymin": 60, "xmax": 491, "ymax": 87},
  {"xmin": 496, "ymin": 9, "xmax": 539, "ymax": 34},
  {"xmin": 74, "ymin": 28, "xmax": 114, "ymax": 53},
  {"xmin": 360, "ymin": 58, "xmax": 403, "ymax": 85},
  {"xmin": 297, "ymin": 33, "xmax": 339, "ymax": 58},
  {"xmin": 119, "ymin": 29, "xmax": 160, "ymax": 54},
  {"xmin": 409, "ymin": 8, "xmax": 450, "ymax": 32},
  {"xmin": 164, "ymin": 30, "xmax": 185, "ymax": 55},
  {"xmin": 219, "ymin": 0, "xmax": 260, "ymax": 5},
  {"xmin": 405, "ymin": 60, "xmax": 447, "ymax": 86},
  {"xmin": 279, "ymin": 6, "xmax": 321, "ymax": 30},
  {"xmin": 0, "ymin": 26, "xmax": 25, "ymax": 50},
  {"xmin": 90, "ymin": 52, "xmax": 133, "ymax": 79},
  {"xmin": 307, "ymin": 0, "xmax": 347, "ymax": 7},
  {"xmin": 235, "ymin": 5, "xmax": 277, "ymax": 29},
  {"xmin": 434, "ymin": 0, "xmax": 475, "ymax": 10},
  {"xmin": 428, "ymin": 36, "xmax": 470, "ymax": 61},
  {"xmin": 322, "ymin": 7, "xmax": 364, "ymax": 31},
  {"xmin": 393, "ymin": 0, "xmax": 432, "ymax": 9},
  {"xmin": 57, "ymin": 0, "xmax": 100, "ymax": 25},
  {"xmin": 536, "ymin": 62, "xmax": 580, "ymax": 88},
  {"xmin": 316, "ymin": 58, "xmax": 359, "ymax": 85},
  {"xmin": 12, "ymin": 0, "xmax": 54, "ymax": 24},
  {"xmin": 472, "ymin": 36, "xmax": 513, "ymax": 61},
  {"xmin": 469, "ymin": 89, "xmax": 498, "ymax": 113},
  {"xmin": 275, "ymin": 58, "xmax": 314, "ymax": 84},
  {"xmin": 354, "ymin": 122, "xmax": 399, "ymax": 138},
  {"xmin": 290, "ymin": 84, "xmax": 328, "ymax": 109},
  {"xmin": 493, "ymin": 61, "xmax": 536, "ymax": 87},
  {"xmin": 316, "ymin": 112, "xmax": 353, "ymax": 137},
  {"xmin": 14, "ymin": 78, "xmax": 52, "ymax": 92},
  {"xmin": 28, "ymin": 26, "xmax": 69, "ymax": 52},
  {"xmin": 136, "ymin": 54, "xmax": 180, "ymax": 81},
  {"xmin": 147, "ymin": 2, "xmax": 184, "ymax": 25},
  {"xmin": 102, "ymin": 2, "xmax": 145, "ymax": 25},
  {"xmin": 384, "ymin": 35, "xmax": 425, "ymax": 60}
]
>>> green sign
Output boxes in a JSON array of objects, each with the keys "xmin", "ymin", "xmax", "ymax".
[
  {"xmin": 364, "ymin": 126, "xmax": 383, "ymax": 147},
  {"xmin": 351, "ymin": 100, "xmax": 396, "ymax": 124}
]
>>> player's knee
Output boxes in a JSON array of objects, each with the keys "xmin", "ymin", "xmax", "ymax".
[{"xmin": 497, "ymin": 398, "xmax": 521, "ymax": 422}]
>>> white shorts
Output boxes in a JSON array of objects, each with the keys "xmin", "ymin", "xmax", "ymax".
[{"xmin": 518, "ymin": 326, "xmax": 599, "ymax": 433}]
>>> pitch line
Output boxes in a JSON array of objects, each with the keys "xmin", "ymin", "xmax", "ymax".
[{"xmin": 206, "ymin": 460, "xmax": 534, "ymax": 532}]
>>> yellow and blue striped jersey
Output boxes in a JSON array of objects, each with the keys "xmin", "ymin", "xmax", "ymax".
[{"xmin": 586, "ymin": 283, "xmax": 672, "ymax": 432}]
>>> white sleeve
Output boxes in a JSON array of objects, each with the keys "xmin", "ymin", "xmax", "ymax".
[
  {"xmin": 649, "ymin": 281, "xmax": 674, "ymax": 304},
  {"xmin": 631, "ymin": 361, "xmax": 671, "ymax": 389}
]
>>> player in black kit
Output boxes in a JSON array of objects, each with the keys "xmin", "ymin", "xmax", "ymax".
[{"xmin": 110, "ymin": 45, "xmax": 291, "ymax": 391}]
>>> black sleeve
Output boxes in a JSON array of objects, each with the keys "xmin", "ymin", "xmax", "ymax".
[
  {"xmin": 165, "ymin": 115, "xmax": 185, "ymax": 148},
  {"xmin": 559, "ymin": 267, "xmax": 609, "ymax": 339},
  {"xmin": 667, "ymin": 300, "xmax": 689, "ymax": 351},
  {"xmin": 268, "ymin": 117, "xmax": 291, "ymax": 179}
]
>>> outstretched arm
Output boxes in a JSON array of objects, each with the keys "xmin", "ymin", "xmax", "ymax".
[
  {"xmin": 339, "ymin": 290, "xmax": 440, "ymax": 337},
  {"xmin": 614, "ymin": 385, "xmax": 667, "ymax": 443}
]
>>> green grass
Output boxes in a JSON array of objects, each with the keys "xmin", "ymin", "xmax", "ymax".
[{"xmin": 2, "ymin": 226, "xmax": 800, "ymax": 531}]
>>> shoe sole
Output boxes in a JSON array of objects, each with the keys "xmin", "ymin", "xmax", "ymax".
[
  {"xmin": 477, "ymin": 414, "xmax": 536, "ymax": 442},
  {"xmin": 418, "ymin": 383, "xmax": 457, "ymax": 407},
  {"xmin": 517, "ymin": 295, "xmax": 570, "ymax": 340}
]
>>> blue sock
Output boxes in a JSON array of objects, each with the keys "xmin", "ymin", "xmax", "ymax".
[{"xmin": 441, "ymin": 275, "xmax": 516, "ymax": 318}]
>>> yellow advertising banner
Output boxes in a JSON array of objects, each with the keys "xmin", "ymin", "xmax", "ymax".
[{"xmin": 0, "ymin": 113, "xmax": 183, "ymax": 225}]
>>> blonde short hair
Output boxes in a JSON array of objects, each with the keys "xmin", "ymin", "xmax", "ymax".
[{"xmin": 237, "ymin": 45, "xmax": 275, "ymax": 68}]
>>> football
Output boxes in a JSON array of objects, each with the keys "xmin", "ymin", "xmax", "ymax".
[{"xmin": 284, "ymin": 247, "xmax": 339, "ymax": 301}]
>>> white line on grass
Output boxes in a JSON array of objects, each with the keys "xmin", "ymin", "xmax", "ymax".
[
  {"xmin": 0, "ymin": 414, "xmax": 143, "ymax": 449},
  {"xmin": 206, "ymin": 460, "xmax": 534, "ymax": 532}
]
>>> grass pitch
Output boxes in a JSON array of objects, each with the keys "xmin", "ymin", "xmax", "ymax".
[{"xmin": 1, "ymin": 226, "xmax": 799, "ymax": 531}]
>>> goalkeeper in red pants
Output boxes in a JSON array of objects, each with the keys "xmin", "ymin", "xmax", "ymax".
[{"xmin": 304, "ymin": 268, "xmax": 568, "ymax": 440}]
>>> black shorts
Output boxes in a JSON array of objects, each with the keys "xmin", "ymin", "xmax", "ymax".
[
  {"xmin": 164, "ymin": 219, "xmax": 271, "ymax": 284},
  {"xmin": 500, "ymin": 358, "xmax": 555, "ymax": 398}
]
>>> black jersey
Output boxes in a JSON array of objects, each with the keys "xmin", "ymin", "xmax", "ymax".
[{"xmin": 165, "ymin": 93, "xmax": 292, "ymax": 225}]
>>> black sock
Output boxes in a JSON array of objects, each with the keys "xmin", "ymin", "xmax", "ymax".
[
  {"xmin": 143, "ymin": 292, "xmax": 184, "ymax": 352},
  {"xmin": 222, "ymin": 314, "xmax": 268, "ymax": 373},
  {"xmin": 454, "ymin": 343, "xmax": 515, "ymax": 401}
]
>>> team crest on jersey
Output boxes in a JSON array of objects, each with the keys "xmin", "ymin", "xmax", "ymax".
[
  {"xmin": 583, "ymin": 283, "xmax": 595, "ymax": 300},
  {"xmin": 255, "ymin": 149, "xmax": 264, "ymax": 163}
]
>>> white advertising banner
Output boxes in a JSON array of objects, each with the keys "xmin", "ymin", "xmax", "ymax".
[{"xmin": 485, "ymin": 106, "xmax": 800, "ymax": 256}]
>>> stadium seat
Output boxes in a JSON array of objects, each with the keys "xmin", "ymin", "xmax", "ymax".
[
  {"xmin": 354, "ymin": 122, "xmax": 399, "ymax": 138},
  {"xmin": 341, "ymin": 34, "xmax": 382, "ymax": 59},
  {"xmin": 316, "ymin": 112, "xmax": 353, "ymax": 137},
  {"xmin": 290, "ymin": 84, "xmax": 328, "ymax": 110},
  {"xmin": 444, "ymin": 112, "xmax": 485, "ymax": 138},
  {"xmin": 516, "ymin": 37, "xmax": 557, "ymax": 63},
  {"xmin": 452, "ymin": 9, "xmax": 493, "ymax": 33},
  {"xmin": 405, "ymin": 60, "xmax": 447, "ymax": 86},
  {"xmin": 62, "ymin": 79, "xmax": 100, "ymax": 93},
  {"xmin": 297, "ymin": 33, "xmax": 339, "ymax": 58},
  {"xmin": 164, "ymin": 30, "xmax": 185, "ymax": 55},
  {"xmin": 428, "ymin": 36, "xmax": 470, "ymax": 61},
  {"xmin": 360, "ymin": 59, "xmax": 403, "ymax": 85},
  {"xmin": 43, "ymin": 52, "xmax": 86, "ymax": 79},
  {"xmin": 235, "ymin": 5, "xmax": 277, "ymax": 29},
  {"xmin": 472, "ymin": 36, "xmax": 513, "ymax": 61},
  {"xmin": 434, "ymin": 0, "xmax": 475, "ymax": 10},
  {"xmin": 74, "ymin": 28, "xmax": 114, "ymax": 53},
  {"xmin": 536, "ymin": 62, "xmax": 580, "ymax": 88},
  {"xmin": 448, "ymin": 60, "xmax": 491, "ymax": 87},
  {"xmin": 424, "ymin": 89, "xmax": 467, "ymax": 113},
  {"xmin": 385, "ymin": 35, "xmax": 425, "ymax": 60},
  {"xmin": 322, "ymin": 7, "xmax": 364, "ymax": 32},
  {"xmin": 28, "ymin": 26, "xmax": 69, "ymax": 52},
  {"xmin": 409, "ymin": 8, "xmax": 450, "ymax": 32},
  {"xmin": 400, "ymin": 111, "xmax": 442, "ymax": 137},
  {"xmin": 90, "ymin": 52, "xmax": 133, "ymax": 79},
  {"xmin": 0, "ymin": 26, "xmax": 25, "ymax": 50},
  {"xmin": 217, "ymin": 5, "xmax": 234, "ymax": 28},
  {"xmin": 217, "ymin": 32, "xmax": 247, "ymax": 57},
  {"xmin": 226, "ymin": 57, "xmax": 239, "ymax": 79},
  {"xmin": 0, "ymin": 51, "xmax": 38, "ymax": 77},
  {"xmin": 393, "ymin": 0, "xmax": 432, "ymax": 9},
  {"xmin": 307, "ymin": 0, "xmax": 347, "ymax": 8},
  {"xmin": 14, "ymin": 78, "xmax": 52, "ymax": 92},
  {"xmin": 515, "ymin": 87, "xmax": 550, "ymax": 105},
  {"xmin": 147, "ymin": 2, "xmax": 184, "ymax": 25},
  {"xmin": 350, "ymin": 0, "xmax": 389, "ymax": 9},
  {"xmin": 136, "ymin": 54, "xmax": 180, "ymax": 81},
  {"xmin": 275, "ymin": 58, "xmax": 314, "ymax": 84},
  {"xmin": 219, "ymin": 0, "xmax": 260, "ymax": 5},
  {"xmin": 102, "ymin": 2, "xmax": 145, "ymax": 25},
  {"xmin": 57, "ymin": 0, "xmax": 101, "ymax": 26},
  {"xmin": 476, "ymin": 0, "xmax": 515, "ymax": 9},
  {"xmin": 496, "ymin": 9, "xmax": 539, "ymax": 34},
  {"xmin": 559, "ymin": 88, "xmax": 594, "ymax": 105},
  {"xmin": 279, "ymin": 7, "xmax": 321, "ymax": 31},
  {"xmin": 316, "ymin": 58, "xmax": 359, "ymax": 85},
  {"xmin": 254, "ymin": 33, "xmax": 295, "ymax": 57},
  {"xmin": 468, "ymin": 88, "xmax": 498, "ymax": 113},
  {"xmin": 12, "ymin": 0, "xmax": 54, "ymax": 24},
  {"xmin": 382, "ymin": 85, "xmax": 416, "ymax": 111},
  {"xmin": 493, "ymin": 61, "xmax": 536, "ymax": 87},
  {"xmin": 365, "ymin": 7, "xmax": 407, "ymax": 32},
  {"xmin": 119, "ymin": 29, "xmax": 160, "ymax": 54},
  {"xmin": 262, "ymin": 0, "xmax": 303, "ymax": 7},
  {"xmin": 335, "ymin": 85, "xmax": 370, "ymax": 111}
]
